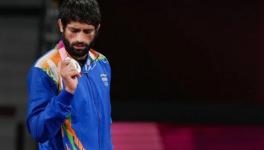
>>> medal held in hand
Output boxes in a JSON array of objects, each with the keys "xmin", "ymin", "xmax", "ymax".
[{"xmin": 65, "ymin": 57, "xmax": 81, "ymax": 74}]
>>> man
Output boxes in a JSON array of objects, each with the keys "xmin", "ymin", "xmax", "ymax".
[{"xmin": 26, "ymin": 0, "xmax": 113, "ymax": 149}]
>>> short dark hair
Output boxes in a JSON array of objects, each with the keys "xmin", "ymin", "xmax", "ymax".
[{"xmin": 59, "ymin": 0, "xmax": 101, "ymax": 28}]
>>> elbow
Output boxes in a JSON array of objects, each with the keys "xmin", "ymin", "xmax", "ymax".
[
  {"xmin": 30, "ymin": 130, "xmax": 48, "ymax": 143},
  {"xmin": 26, "ymin": 117, "xmax": 49, "ymax": 143}
]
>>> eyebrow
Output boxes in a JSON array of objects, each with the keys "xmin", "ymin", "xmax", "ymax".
[
  {"xmin": 68, "ymin": 27, "xmax": 80, "ymax": 30},
  {"xmin": 68, "ymin": 26, "xmax": 95, "ymax": 30}
]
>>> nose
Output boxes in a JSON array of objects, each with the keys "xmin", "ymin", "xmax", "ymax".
[{"xmin": 76, "ymin": 32, "xmax": 86, "ymax": 43}]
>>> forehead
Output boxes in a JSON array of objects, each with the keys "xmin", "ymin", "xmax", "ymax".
[{"xmin": 66, "ymin": 21, "xmax": 95, "ymax": 29}]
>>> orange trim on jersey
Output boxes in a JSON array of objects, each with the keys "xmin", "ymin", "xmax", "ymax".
[
  {"xmin": 50, "ymin": 51, "xmax": 61, "ymax": 66},
  {"xmin": 64, "ymin": 119, "xmax": 85, "ymax": 150},
  {"xmin": 90, "ymin": 49, "xmax": 99, "ymax": 59}
]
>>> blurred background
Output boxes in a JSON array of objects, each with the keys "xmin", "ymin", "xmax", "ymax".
[{"xmin": 0, "ymin": 0, "xmax": 260, "ymax": 149}]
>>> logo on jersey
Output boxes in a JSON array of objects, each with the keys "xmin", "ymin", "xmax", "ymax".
[{"xmin": 100, "ymin": 74, "xmax": 109, "ymax": 87}]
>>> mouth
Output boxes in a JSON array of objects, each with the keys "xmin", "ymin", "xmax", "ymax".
[{"xmin": 73, "ymin": 44, "xmax": 86, "ymax": 50}]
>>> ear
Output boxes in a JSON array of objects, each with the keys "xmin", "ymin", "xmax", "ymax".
[
  {"xmin": 57, "ymin": 19, "xmax": 64, "ymax": 33},
  {"xmin": 96, "ymin": 24, "xmax": 101, "ymax": 32}
]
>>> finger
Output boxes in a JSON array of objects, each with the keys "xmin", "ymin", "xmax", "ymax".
[{"xmin": 67, "ymin": 70, "xmax": 80, "ymax": 77}]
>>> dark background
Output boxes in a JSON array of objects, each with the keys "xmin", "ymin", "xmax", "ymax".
[{"xmin": 96, "ymin": 0, "xmax": 256, "ymax": 102}]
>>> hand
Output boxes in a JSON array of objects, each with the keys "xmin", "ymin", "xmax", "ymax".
[{"xmin": 59, "ymin": 58, "xmax": 81, "ymax": 94}]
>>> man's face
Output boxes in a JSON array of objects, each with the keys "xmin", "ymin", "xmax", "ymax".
[{"xmin": 60, "ymin": 21, "xmax": 97, "ymax": 58}]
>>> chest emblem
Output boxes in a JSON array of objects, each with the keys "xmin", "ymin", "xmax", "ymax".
[{"xmin": 100, "ymin": 74, "xmax": 109, "ymax": 87}]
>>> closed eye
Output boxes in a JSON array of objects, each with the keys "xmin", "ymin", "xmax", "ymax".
[
  {"xmin": 83, "ymin": 29, "xmax": 95, "ymax": 34},
  {"xmin": 69, "ymin": 27, "xmax": 81, "ymax": 33}
]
